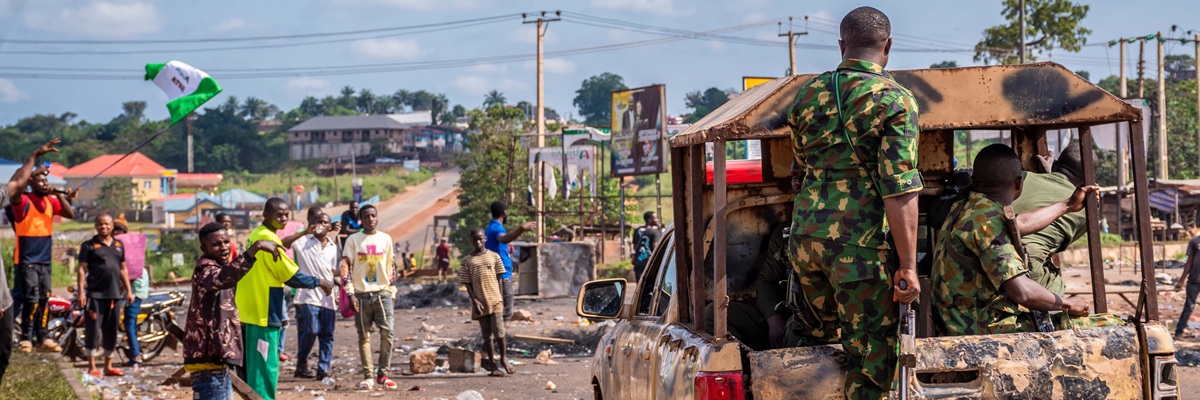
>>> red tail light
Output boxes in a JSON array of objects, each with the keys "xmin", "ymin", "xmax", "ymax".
[{"xmin": 695, "ymin": 371, "xmax": 744, "ymax": 400}]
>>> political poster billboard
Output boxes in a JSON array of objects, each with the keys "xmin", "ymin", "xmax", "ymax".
[{"xmin": 610, "ymin": 85, "xmax": 667, "ymax": 177}]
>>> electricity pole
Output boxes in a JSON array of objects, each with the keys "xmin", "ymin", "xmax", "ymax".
[
  {"xmin": 1018, "ymin": 0, "xmax": 1026, "ymax": 64},
  {"xmin": 779, "ymin": 17, "xmax": 808, "ymax": 75},
  {"xmin": 1157, "ymin": 32, "xmax": 1167, "ymax": 179},
  {"xmin": 524, "ymin": 11, "xmax": 559, "ymax": 244},
  {"xmin": 1195, "ymin": 33, "xmax": 1199, "ymax": 171},
  {"xmin": 1138, "ymin": 39, "xmax": 1146, "ymax": 98},
  {"xmin": 186, "ymin": 113, "xmax": 196, "ymax": 173},
  {"xmin": 1118, "ymin": 38, "xmax": 1128, "ymax": 188}
]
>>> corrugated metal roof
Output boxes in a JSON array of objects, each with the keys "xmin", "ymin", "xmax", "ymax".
[
  {"xmin": 287, "ymin": 111, "xmax": 432, "ymax": 132},
  {"xmin": 62, "ymin": 152, "xmax": 165, "ymax": 178},
  {"xmin": 0, "ymin": 165, "xmax": 66, "ymax": 185}
]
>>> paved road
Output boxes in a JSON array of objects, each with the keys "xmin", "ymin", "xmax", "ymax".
[{"xmin": 379, "ymin": 169, "xmax": 460, "ymax": 257}]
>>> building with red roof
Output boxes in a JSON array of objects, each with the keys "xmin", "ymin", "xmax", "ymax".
[{"xmin": 62, "ymin": 152, "xmax": 171, "ymax": 205}]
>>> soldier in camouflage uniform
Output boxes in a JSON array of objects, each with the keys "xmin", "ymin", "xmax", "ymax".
[
  {"xmin": 933, "ymin": 144, "xmax": 1096, "ymax": 336},
  {"xmin": 786, "ymin": 7, "xmax": 922, "ymax": 399}
]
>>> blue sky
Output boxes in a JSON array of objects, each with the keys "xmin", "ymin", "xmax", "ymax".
[{"xmin": 0, "ymin": 0, "xmax": 1193, "ymax": 125}]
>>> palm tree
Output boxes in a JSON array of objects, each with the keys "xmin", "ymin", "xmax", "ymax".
[
  {"xmin": 239, "ymin": 97, "xmax": 268, "ymax": 121},
  {"xmin": 374, "ymin": 97, "xmax": 395, "ymax": 114},
  {"xmin": 357, "ymin": 89, "xmax": 376, "ymax": 114},
  {"xmin": 321, "ymin": 95, "xmax": 339, "ymax": 114},
  {"xmin": 483, "ymin": 90, "xmax": 506, "ymax": 109},
  {"xmin": 391, "ymin": 89, "xmax": 412, "ymax": 112},
  {"xmin": 339, "ymin": 86, "xmax": 356, "ymax": 109},
  {"xmin": 431, "ymin": 93, "xmax": 450, "ymax": 125}
]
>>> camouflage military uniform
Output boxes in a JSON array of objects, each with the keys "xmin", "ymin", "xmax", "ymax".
[
  {"xmin": 932, "ymin": 192, "xmax": 1038, "ymax": 336},
  {"xmin": 787, "ymin": 59, "xmax": 923, "ymax": 399}
]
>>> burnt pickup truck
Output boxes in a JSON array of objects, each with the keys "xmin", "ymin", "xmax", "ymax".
[{"xmin": 576, "ymin": 62, "xmax": 1179, "ymax": 400}]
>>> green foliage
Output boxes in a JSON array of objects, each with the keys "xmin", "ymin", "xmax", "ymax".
[
  {"xmin": 574, "ymin": 73, "xmax": 627, "ymax": 128},
  {"xmin": 974, "ymin": 0, "xmax": 1091, "ymax": 65},
  {"xmin": 450, "ymin": 106, "xmax": 533, "ymax": 253},
  {"xmin": 1097, "ymin": 76, "xmax": 1199, "ymax": 179},
  {"xmin": 94, "ymin": 178, "xmax": 138, "ymax": 215},
  {"xmin": 217, "ymin": 169, "xmax": 431, "ymax": 205},
  {"xmin": 599, "ymin": 260, "xmax": 632, "ymax": 279},
  {"xmin": 483, "ymin": 90, "xmax": 508, "ymax": 108},
  {"xmin": 684, "ymin": 88, "xmax": 733, "ymax": 123},
  {"xmin": 150, "ymin": 232, "xmax": 201, "ymax": 280},
  {"xmin": 930, "ymin": 60, "xmax": 959, "ymax": 69}
]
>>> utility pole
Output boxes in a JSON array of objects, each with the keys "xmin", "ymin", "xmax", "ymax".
[
  {"xmin": 1118, "ymin": 39, "xmax": 1127, "ymax": 187},
  {"xmin": 779, "ymin": 17, "xmax": 808, "ymax": 75},
  {"xmin": 523, "ymin": 11, "xmax": 560, "ymax": 244},
  {"xmin": 186, "ymin": 113, "xmax": 195, "ymax": 173},
  {"xmin": 1138, "ymin": 39, "xmax": 1146, "ymax": 98},
  {"xmin": 1157, "ymin": 32, "xmax": 1168, "ymax": 179},
  {"xmin": 1195, "ymin": 33, "xmax": 1199, "ymax": 172},
  {"xmin": 1018, "ymin": 0, "xmax": 1026, "ymax": 63}
]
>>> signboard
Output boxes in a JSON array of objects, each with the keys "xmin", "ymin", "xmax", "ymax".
[
  {"xmin": 402, "ymin": 159, "xmax": 421, "ymax": 172},
  {"xmin": 743, "ymin": 76, "xmax": 776, "ymax": 91},
  {"xmin": 610, "ymin": 85, "xmax": 667, "ymax": 177}
]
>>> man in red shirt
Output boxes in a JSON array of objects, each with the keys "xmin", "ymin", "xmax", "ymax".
[
  {"xmin": 435, "ymin": 237, "xmax": 452, "ymax": 281},
  {"xmin": 12, "ymin": 167, "xmax": 76, "ymax": 353}
]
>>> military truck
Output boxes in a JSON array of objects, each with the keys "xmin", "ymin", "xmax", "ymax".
[{"xmin": 576, "ymin": 62, "xmax": 1179, "ymax": 399}]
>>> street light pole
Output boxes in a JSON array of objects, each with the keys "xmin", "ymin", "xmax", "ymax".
[{"xmin": 524, "ymin": 11, "xmax": 560, "ymax": 244}]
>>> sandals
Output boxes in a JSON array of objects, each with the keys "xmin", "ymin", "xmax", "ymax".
[
  {"xmin": 488, "ymin": 369, "xmax": 506, "ymax": 377},
  {"xmin": 376, "ymin": 376, "xmax": 397, "ymax": 390},
  {"xmin": 104, "ymin": 368, "xmax": 124, "ymax": 377},
  {"xmin": 87, "ymin": 369, "xmax": 102, "ymax": 378}
]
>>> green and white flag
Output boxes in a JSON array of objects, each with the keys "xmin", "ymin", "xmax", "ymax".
[{"xmin": 144, "ymin": 60, "xmax": 222, "ymax": 126}]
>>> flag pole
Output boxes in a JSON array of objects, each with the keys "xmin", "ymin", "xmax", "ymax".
[{"xmin": 73, "ymin": 122, "xmax": 177, "ymax": 191}]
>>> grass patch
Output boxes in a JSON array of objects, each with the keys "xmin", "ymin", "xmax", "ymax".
[
  {"xmin": 218, "ymin": 169, "xmax": 433, "ymax": 204},
  {"xmin": 1072, "ymin": 233, "xmax": 1125, "ymax": 247},
  {"xmin": 599, "ymin": 260, "xmax": 633, "ymax": 279},
  {"xmin": 0, "ymin": 352, "xmax": 77, "ymax": 400},
  {"xmin": 55, "ymin": 220, "xmax": 150, "ymax": 233}
]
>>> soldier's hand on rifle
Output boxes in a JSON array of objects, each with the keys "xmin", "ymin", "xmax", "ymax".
[
  {"xmin": 1064, "ymin": 296, "xmax": 1091, "ymax": 317},
  {"xmin": 1066, "ymin": 185, "xmax": 1101, "ymax": 213},
  {"xmin": 892, "ymin": 268, "xmax": 920, "ymax": 304}
]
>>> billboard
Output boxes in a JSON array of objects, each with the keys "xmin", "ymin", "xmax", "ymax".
[
  {"xmin": 610, "ymin": 85, "xmax": 667, "ymax": 176},
  {"xmin": 742, "ymin": 76, "xmax": 776, "ymax": 91}
]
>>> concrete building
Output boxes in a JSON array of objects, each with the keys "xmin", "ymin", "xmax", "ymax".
[
  {"xmin": 286, "ymin": 111, "xmax": 433, "ymax": 160},
  {"xmin": 62, "ymin": 153, "xmax": 171, "ymax": 206}
]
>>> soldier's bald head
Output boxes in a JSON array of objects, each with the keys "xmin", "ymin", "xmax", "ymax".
[
  {"xmin": 972, "ymin": 144, "xmax": 1023, "ymax": 193},
  {"xmin": 840, "ymin": 6, "xmax": 891, "ymax": 51}
]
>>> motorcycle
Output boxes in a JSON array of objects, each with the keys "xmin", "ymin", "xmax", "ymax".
[
  {"xmin": 12, "ymin": 293, "xmax": 75, "ymax": 343},
  {"xmin": 53, "ymin": 289, "xmax": 186, "ymax": 363}
]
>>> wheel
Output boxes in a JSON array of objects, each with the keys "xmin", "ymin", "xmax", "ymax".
[{"xmin": 137, "ymin": 316, "xmax": 170, "ymax": 362}]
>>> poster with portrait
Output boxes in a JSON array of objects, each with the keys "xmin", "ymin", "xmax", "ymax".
[{"xmin": 610, "ymin": 85, "xmax": 667, "ymax": 177}]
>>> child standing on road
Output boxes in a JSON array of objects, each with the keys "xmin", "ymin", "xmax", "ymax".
[
  {"xmin": 458, "ymin": 228, "xmax": 512, "ymax": 377},
  {"xmin": 77, "ymin": 214, "xmax": 134, "ymax": 377}
]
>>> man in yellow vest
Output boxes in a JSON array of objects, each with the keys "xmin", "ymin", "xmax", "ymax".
[{"xmin": 12, "ymin": 151, "xmax": 76, "ymax": 353}]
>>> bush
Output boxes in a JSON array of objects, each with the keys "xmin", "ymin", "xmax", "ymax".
[{"xmin": 599, "ymin": 260, "xmax": 632, "ymax": 279}]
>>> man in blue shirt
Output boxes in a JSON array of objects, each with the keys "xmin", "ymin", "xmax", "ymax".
[{"xmin": 485, "ymin": 201, "xmax": 535, "ymax": 321}]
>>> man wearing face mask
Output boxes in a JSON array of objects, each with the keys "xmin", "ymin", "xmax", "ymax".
[{"xmin": 235, "ymin": 198, "xmax": 334, "ymax": 400}]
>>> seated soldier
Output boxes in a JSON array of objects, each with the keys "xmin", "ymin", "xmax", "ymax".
[
  {"xmin": 932, "ymin": 144, "xmax": 1098, "ymax": 336},
  {"xmin": 1010, "ymin": 142, "xmax": 1090, "ymax": 296}
]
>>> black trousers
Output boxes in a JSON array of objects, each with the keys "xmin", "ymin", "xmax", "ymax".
[
  {"xmin": 0, "ymin": 305, "xmax": 14, "ymax": 386},
  {"xmin": 17, "ymin": 263, "xmax": 51, "ymax": 342},
  {"xmin": 84, "ymin": 298, "xmax": 121, "ymax": 358}
]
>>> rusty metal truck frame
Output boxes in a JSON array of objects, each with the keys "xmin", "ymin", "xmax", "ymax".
[{"xmin": 580, "ymin": 60, "xmax": 1180, "ymax": 396}]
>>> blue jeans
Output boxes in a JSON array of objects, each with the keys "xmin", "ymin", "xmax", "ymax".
[
  {"xmin": 1177, "ymin": 282, "xmax": 1200, "ymax": 337},
  {"xmin": 124, "ymin": 297, "xmax": 143, "ymax": 361},
  {"xmin": 294, "ymin": 304, "xmax": 335, "ymax": 374},
  {"xmin": 191, "ymin": 369, "xmax": 232, "ymax": 400},
  {"xmin": 501, "ymin": 278, "xmax": 514, "ymax": 321}
]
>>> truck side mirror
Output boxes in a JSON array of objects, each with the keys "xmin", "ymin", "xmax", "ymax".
[{"xmin": 576, "ymin": 279, "xmax": 626, "ymax": 320}]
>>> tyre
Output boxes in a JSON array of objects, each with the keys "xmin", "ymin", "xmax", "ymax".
[{"xmin": 137, "ymin": 316, "xmax": 170, "ymax": 362}]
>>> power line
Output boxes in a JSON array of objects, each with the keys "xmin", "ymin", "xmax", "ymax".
[{"xmin": 0, "ymin": 14, "xmax": 521, "ymax": 45}]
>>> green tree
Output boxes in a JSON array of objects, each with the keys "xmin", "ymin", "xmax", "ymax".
[
  {"xmin": 574, "ymin": 72, "xmax": 627, "ymax": 128},
  {"xmin": 1098, "ymin": 75, "xmax": 1198, "ymax": 179},
  {"xmin": 94, "ymin": 178, "xmax": 137, "ymax": 215},
  {"xmin": 684, "ymin": 87, "xmax": 732, "ymax": 123},
  {"xmin": 357, "ymin": 89, "xmax": 376, "ymax": 114},
  {"xmin": 431, "ymin": 93, "xmax": 450, "ymax": 125},
  {"xmin": 930, "ymin": 60, "xmax": 959, "ymax": 69},
  {"xmin": 450, "ymin": 106, "xmax": 530, "ymax": 252},
  {"xmin": 974, "ymin": 0, "xmax": 1091, "ymax": 65},
  {"xmin": 483, "ymin": 90, "xmax": 507, "ymax": 109},
  {"xmin": 339, "ymin": 86, "xmax": 356, "ymax": 109}
]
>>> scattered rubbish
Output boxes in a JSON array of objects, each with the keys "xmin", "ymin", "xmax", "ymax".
[
  {"xmin": 535, "ymin": 349, "xmax": 558, "ymax": 365},
  {"xmin": 546, "ymin": 381, "xmax": 557, "ymax": 390},
  {"xmin": 553, "ymin": 316, "xmax": 565, "ymax": 321},
  {"xmin": 410, "ymin": 348, "xmax": 439, "ymax": 374},
  {"xmin": 514, "ymin": 334, "xmax": 575, "ymax": 345},
  {"xmin": 457, "ymin": 390, "xmax": 486, "ymax": 400},
  {"xmin": 394, "ymin": 283, "xmax": 473, "ymax": 309},
  {"xmin": 409, "ymin": 385, "xmax": 423, "ymax": 391},
  {"xmin": 511, "ymin": 309, "xmax": 534, "ymax": 322},
  {"xmin": 421, "ymin": 321, "xmax": 446, "ymax": 333},
  {"xmin": 321, "ymin": 377, "xmax": 337, "ymax": 386}
]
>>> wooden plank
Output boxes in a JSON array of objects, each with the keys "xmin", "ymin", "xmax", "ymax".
[
  {"xmin": 232, "ymin": 374, "xmax": 265, "ymax": 400},
  {"xmin": 670, "ymin": 147, "xmax": 692, "ymax": 325},
  {"xmin": 713, "ymin": 140, "xmax": 728, "ymax": 339},
  {"xmin": 689, "ymin": 144, "xmax": 707, "ymax": 332},
  {"xmin": 1127, "ymin": 120, "xmax": 1160, "ymax": 321},
  {"xmin": 1078, "ymin": 126, "xmax": 1108, "ymax": 313},
  {"xmin": 512, "ymin": 334, "xmax": 575, "ymax": 345}
]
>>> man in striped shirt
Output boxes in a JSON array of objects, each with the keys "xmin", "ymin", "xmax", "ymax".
[{"xmin": 459, "ymin": 228, "xmax": 511, "ymax": 377}]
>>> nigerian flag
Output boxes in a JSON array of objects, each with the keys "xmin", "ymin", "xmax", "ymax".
[{"xmin": 144, "ymin": 60, "xmax": 222, "ymax": 126}]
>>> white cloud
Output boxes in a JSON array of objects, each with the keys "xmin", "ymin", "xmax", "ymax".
[
  {"xmin": 350, "ymin": 38, "xmax": 426, "ymax": 60},
  {"xmin": 22, "ymin": 1, "xmax": 164, "ymax": 39},
  {"xmin": 0, "ymin": 79, "xmax": 28, "ymax": 103},
  {"xmin": 453, "ymin": 75, "xmax": 525, "ymax": 102},
  {"xmin": 522, "ymin": 58, "xmax": 576, "ymax": 75},
  {"xmin": 284, "ymin": 77, "xmax": 333, "ymax": 96},
  {"xmin": 591, "ymin": 0, "xmax": 674, "ymax": 15},
  {"xmin": 328, "ymin": 0, "xmax": 478, "ymax": 11},
  {"xmin": 211, "ymin": 17, "xmax": 251, "ymax": 34}
]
